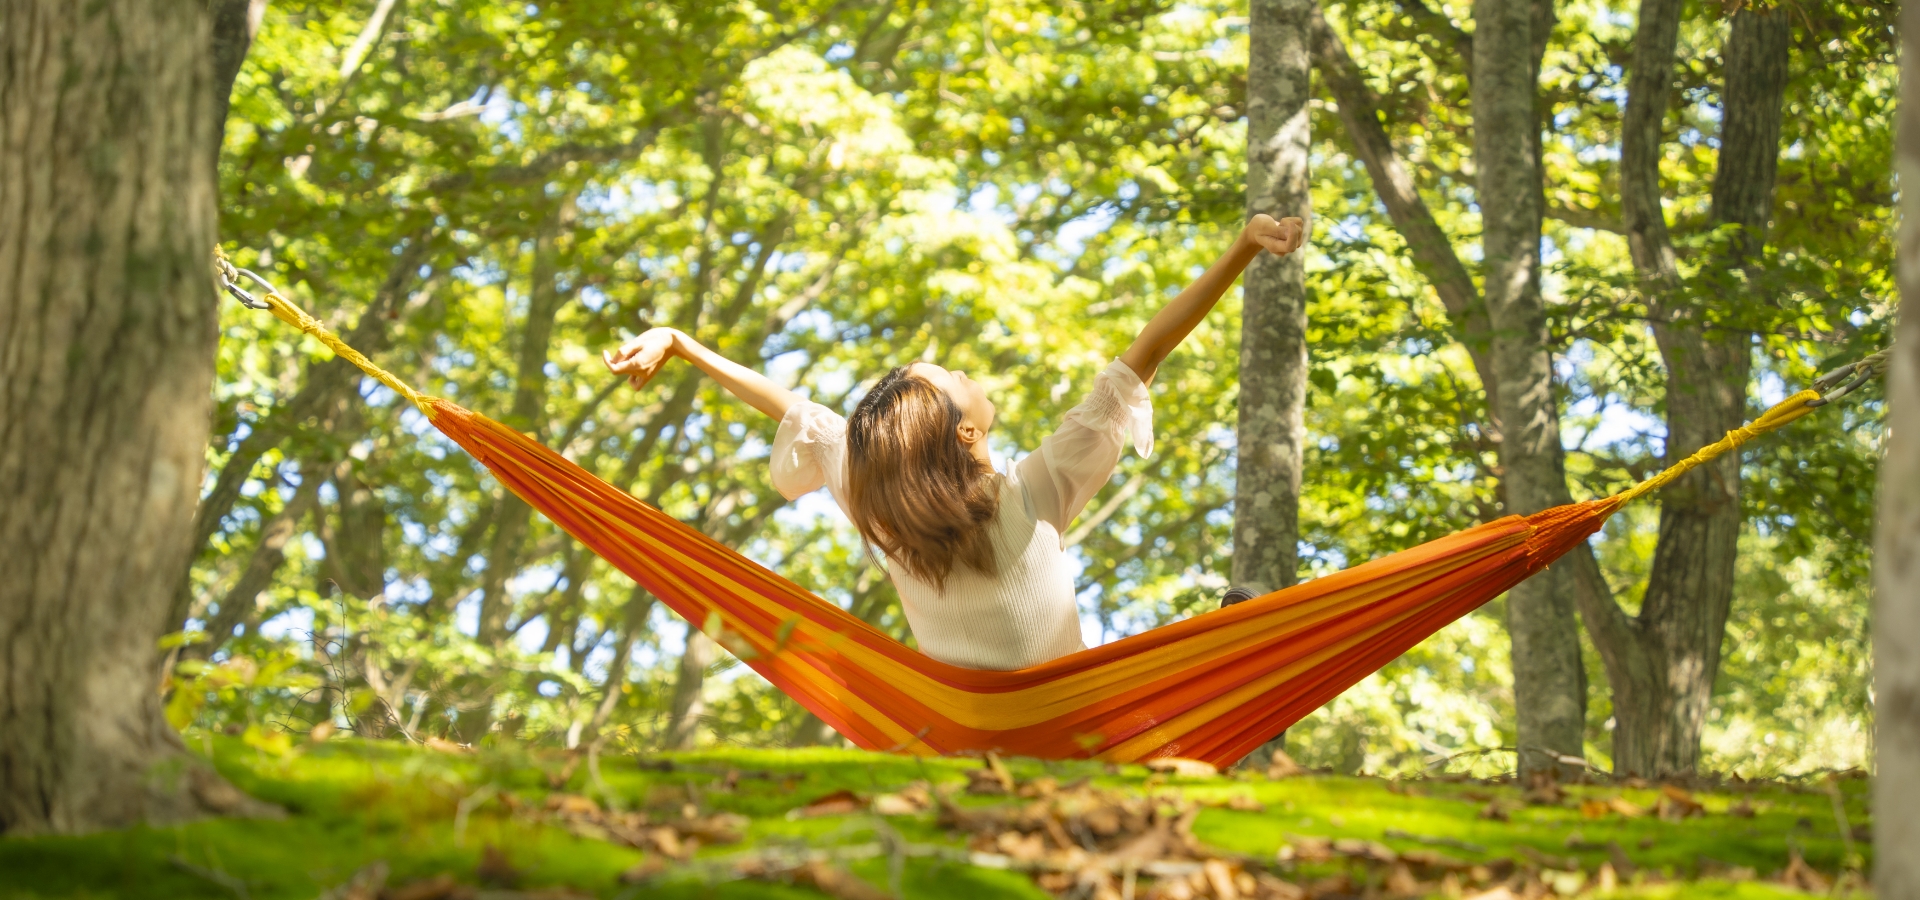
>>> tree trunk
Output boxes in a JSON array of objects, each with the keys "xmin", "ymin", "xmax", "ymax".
[
  {"xmin": 1583, "ymin": 2, "xmax": 1789, "ymax": 777},
  {"xmin": 665, "ymin": 625, "xmax": 716, "ymax": 749},
  {"xmin": 1235, "ymin": 0, "xmax": 1312, "ymax": 599},
  {"xmin": 1876, "ymin": 0, "xmax": 1920, "ymax": 884},
  {"xmin": 0, "ymin": 0, "xmax": 271, "ymax": 834},
  {"xmin": 1234, "ymin": 0, "xmax": 1313, "ymax": 765},
  {"xmin": 1473, "ymin": 0, "xmax": 1587, "ymax": 779},
  {"xmin": 208, "ymin": 0, "xmax": 268, "ymax": 145}
]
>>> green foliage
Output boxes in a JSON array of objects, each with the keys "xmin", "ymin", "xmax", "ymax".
[{"xmin": 182, "ymin": 0, "xmax": 1886, "ymax": 777}]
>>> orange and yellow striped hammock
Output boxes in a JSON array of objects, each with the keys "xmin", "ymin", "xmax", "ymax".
[{"xmin": 252, "ymin": 288, "xmax": 1822, "ymax": 768}]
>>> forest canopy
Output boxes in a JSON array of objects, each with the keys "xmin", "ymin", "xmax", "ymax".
[{"xmin": 182, "ymin": 0, "xmax": 1890, "ymax": 779}]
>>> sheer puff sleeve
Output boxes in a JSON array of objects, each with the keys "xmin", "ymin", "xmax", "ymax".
[
  {"xmin": 1015, "ymin": 359, "xmax": 1153, "ymax": 536},
  {"xmin": 770, "ymin": 401, "xmax": 849, "ymax": 502}
]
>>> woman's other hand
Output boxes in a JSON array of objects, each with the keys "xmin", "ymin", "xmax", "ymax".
[
  {"xmin": 604, "ymin": 328, "xmax": 680, "ymax": 389},
  {"xmin": 1243, "ymin": 214, "xmax": 1307, "ymax": 257}
]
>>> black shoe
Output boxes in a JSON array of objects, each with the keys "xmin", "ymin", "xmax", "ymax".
[{"xmin": 1220, "ymin": 586, "xmax": 1259, "ymax": 608}]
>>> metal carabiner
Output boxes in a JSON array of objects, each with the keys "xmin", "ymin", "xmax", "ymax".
[
  {"xmin": 217, "ymin": 260, "xmax": 277, "ymax": 310},
  {"xmin": 1805, "ymin": 347, "xmax": 1891, "ymax": 408}
]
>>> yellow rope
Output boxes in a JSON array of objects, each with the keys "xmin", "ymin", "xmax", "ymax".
[
  {"xmin": 1607, "ymin": 389, "xmax": 1822, "ymax": 509},
  {"xmin": 214, "ymin": 252, "xmax": 1835, "ymax": 510},
  {"xmin": 216, "ymin": 248, "xmax": 432, "ymax": 414},
  {"xmin": 260, "ymin": 292, "xmax": 434, "ymax": 414}
]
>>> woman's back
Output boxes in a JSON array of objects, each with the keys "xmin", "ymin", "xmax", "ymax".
[{"xmin": 771, "ymin": 360, "xmax": 1152, "ymax": 670}]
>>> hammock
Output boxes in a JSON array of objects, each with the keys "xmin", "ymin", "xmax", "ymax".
[{"xmin": 245, "ymin": 282, "xmax": 1825, "ymax": 768}]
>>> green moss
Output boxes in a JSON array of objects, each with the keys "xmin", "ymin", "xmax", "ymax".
[{"xmin": 0, "ymin": 738, "xmax": 1868, "ymax": 899}]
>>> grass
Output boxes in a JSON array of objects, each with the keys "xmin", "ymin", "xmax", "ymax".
[{"xmin": 0, "ymin": 734, "xmax": 1870, "ymax": 899}]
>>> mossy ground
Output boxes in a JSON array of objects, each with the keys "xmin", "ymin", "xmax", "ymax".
[{"xmin": 0, "ymin": 735, "xmax": 1868, "ymax": 899}]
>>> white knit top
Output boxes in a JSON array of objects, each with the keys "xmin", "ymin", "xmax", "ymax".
[{"xmin": 770, "ymin": 360, "xmax": 1154, "ymax": 671}]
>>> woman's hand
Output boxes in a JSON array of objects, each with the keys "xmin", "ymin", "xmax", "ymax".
[
  {"xmin": 603, "ymin": 327, "xmax": 681, "ymax": 390},
  {"xmin": 1242, "ymin": 213, "xmax": 1307, "ymax": 257}
]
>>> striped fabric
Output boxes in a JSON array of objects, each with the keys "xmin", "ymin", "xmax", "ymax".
[{"xmin": 424, "ymin": 391, "xmax": 1813, "ymax": 767}]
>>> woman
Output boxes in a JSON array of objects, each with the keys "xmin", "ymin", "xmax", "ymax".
[{"xmin": 604, "ymin": 213, "xmax": 1306, "ymax": 670}]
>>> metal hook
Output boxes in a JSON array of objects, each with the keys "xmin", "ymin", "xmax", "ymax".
[
  {"xmin": 217, "ymin": 261, "xmax": 278, "ymax": 310},
  {"xmin": 1804, "ymin": 347, "xmax": 1892, "ymax": 408}
]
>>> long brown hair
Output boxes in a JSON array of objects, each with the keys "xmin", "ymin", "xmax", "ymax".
[{"xmin": 844, "ymin": 367, "xmax": 1001, "ymax": 589}]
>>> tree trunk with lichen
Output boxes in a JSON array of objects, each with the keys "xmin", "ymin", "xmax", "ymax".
[
  {"xmin": 1581, "ymin": 0, "xmax": 1790, "ymax": 778},
  {"xmin": 1233, "ymin": 0, "xmax": 1313, "ymax": 766},
  {"xmin": 1876, "ymin": 0, "xmax": 1920, "ymax": 884},
  {"xmin": 1472, "ymin": 0, "xmax": 1588, "ymax": 780},
  {"xmin": 0, "ymin": 0, "xmax": 273, "ymax": 834}
]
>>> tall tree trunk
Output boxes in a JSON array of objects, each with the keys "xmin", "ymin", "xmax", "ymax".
[
  {"xmin": 1584, "ymin": 2, "xmax": 1789, "ymax": 777},
  {"xmin": 1876, "ymin": 0, "xmax": 1920, "ymax": 884},
  {"xmin": 0, "ymin": 0, "xmax": 269, "ymax": 834},
  {"xmin": 665, "ymin": 625, "xmax": 716, "ymax": 749},
  {"xmin": 1473, "ymin": 0, "xmax": 1587, "ymax": 779},
  {"xmin": 1236, "ymin": 0, "xmax": 1311, "ymax": 598},
  {"xmin": 1235, "ymin": 0, "xmax": 1313, "ymax": 762}
]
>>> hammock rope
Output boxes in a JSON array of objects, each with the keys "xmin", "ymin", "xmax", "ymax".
[{"xmin": 223, "ymin": 250, "xmax": 1865, "ymax": 766}]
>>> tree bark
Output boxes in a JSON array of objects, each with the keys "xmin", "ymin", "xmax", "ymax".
[
  {"xmin": 1876, "ymin": 1, "xmax": 1920, "ymax": 885},
  {"xmin": 1235, "ymin": 0, "xmax": 1312, "ymax": 599},
  {"xmin": 1584, "ymin": 2, "xmax": 1789, "ymax": 777},
  {"xmin": 0, "ymin": 0, "xmax": 272, "ymax": 834},
  {"xmin": 1234, "ymin": 0, "xmax": 1313, "ymax": 765},
  {"xmin": 208, "ymin": 0, "xmax": 268, "ymax": 145},
  {"xmin": 665, "ymin": 625, "xmax": 716, "ymax": 749},
  {"xmin": 1473, "ymin": 0, "xmax": 1587, "ymax": 779}
]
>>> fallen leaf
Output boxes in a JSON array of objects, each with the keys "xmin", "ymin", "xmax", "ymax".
[
  {"xmin": 1656, "ymin": 784, "xmax": 1705, "ymax": 820},
  {"xmin": 544, "ymin": 794, "xmax": 599, "ymax": 816},
  {"xmin": 1143, "ymin": 758, "xmax": 1218, "ymax": 779},
  {"xmin": 790, "ymin": 789, "xmax": 865, "ymax": 818},
  {"xmin": 644, "ymin": 826, "xmax": 688, "ymax": 860},
  {"xmin": 1607, "ymin": 796, "xmax": 1648, "ymax": 817},
  {"xmin": 872, "ymin": 793, "xmax": 923, "ymax": 816},
  {"xmin": 675, "ymin": 812, "xmax": 748, "ymax": 844},
  {"xmin": 1579, "ymin": 798, "xmax": 1609, "ymax": 819},
  {"xmin": 966, "ymin": 767, "xmax": 1011, "ymax": 795},
  {"xmin": 1225, "ymin": 794, "xmax": 1265, "ymax": 812},
  {"xmin": 1017, "ymin": 776, "xmax": 1059, "ymax": 799},
  {"xmin": 1201, "ymin": 859, "xmax": 1238, "ymax": 899},
  {"xmin": 1779, "ymin": 847, "xmax": 1831, "ymax": 893},
  {"xmin": 1384, "ymin": 861, "xmax": 1420, "ymax": 897}
]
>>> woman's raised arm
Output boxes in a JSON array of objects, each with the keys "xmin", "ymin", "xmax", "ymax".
[
  {"xmin": 604, "ymin": 328, "xmax": 802, "ymax": 421},
  {"xmin": 1117, "ymin": 213, "xmax": 1306, "ymax": 385}
]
